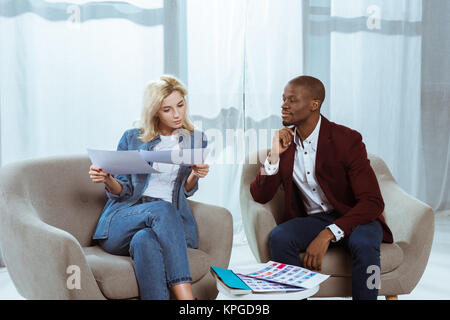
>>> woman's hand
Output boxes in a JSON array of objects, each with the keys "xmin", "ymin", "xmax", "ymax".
[
  {"xmin": 189, "ymin": 164, "xmax": 210, "ymax": 178},
  {"xmin": 89, "ymin": 164, "xmax": 123, "ymax": 195},
  {"xmin": 184, "ymin": 164, "xmax": 209, "ymax": 193},
  {"xmin": 89, "ymin": 164, "xmax": 112, "ymax": 183}
]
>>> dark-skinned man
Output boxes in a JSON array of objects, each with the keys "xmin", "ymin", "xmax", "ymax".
[{"xmin": 250, "ymin": 75, "xmax": 393, "ymax": 300}]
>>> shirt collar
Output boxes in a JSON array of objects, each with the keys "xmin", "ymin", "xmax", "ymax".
[{"xmin": 293, "ymin": 115, "xmax": 322, "ymax": 151}]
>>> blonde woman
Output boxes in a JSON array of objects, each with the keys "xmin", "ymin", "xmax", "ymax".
[{"xmin": 89, "ymin": 75, "xmax": 209, "ymax": 300}]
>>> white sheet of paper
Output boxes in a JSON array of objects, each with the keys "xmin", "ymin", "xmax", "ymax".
[
  {"xmin": 138, "ymin": 148, "xmax": 210, "ymax": 165},
  {"xmin": 87, "ymin": 149, "xmax": 161, "ymax": 175}
]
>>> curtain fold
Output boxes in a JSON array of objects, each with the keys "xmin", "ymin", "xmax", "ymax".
[
  {"xmin": 185, "ymin": 0, "xmax": 247, "ymax": 243},
  {"xmin": 420, "ymin": 0, "xmax": 450, "ymax": 212}
]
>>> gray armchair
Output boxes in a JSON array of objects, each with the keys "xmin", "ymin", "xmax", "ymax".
[
  {"xmin": 240, "ymin": 150, "xmax": 434, "ymax": 299},
  {"xmin": 0, "ymin": 154, "xmax": 233, "ymax": 300}
]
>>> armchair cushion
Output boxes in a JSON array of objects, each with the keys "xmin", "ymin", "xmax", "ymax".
[
  {"xmin": 83, "ymin": 246, "xmax": 210, "ymax": 299},
  {"xmin": 299, "ymin": 243, "xmax": 403, "ymax": 277}
]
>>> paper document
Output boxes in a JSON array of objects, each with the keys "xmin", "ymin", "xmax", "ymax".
[
  {"xmin": 211, "ymin": 261, "xmax": 329, "ymax": 294},
  {"xmin": 244, "ymin": 261, "xmax": 330, "ymax": 289},
  {"xmin": 87, "ymin": 149, "xmax": 161, "ymax": 175},
  {"xmin": 139, "ymin": 148, "xmax": 210, "ymax": 165},
  {"xmin": 235, "ymin": 274, "xmax": 306, "ymax": 293},
  {"xmin": 87, "ymin": 148, "xmax": 210, "ymax": 175}
]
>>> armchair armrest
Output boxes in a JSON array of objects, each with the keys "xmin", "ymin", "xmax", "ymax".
[
  {"xmin": 188, "ymin": 200, "xmax": 233, "ymax": 269},
  {"xmin": 378, "ymin": 179, "xmax": 434, "ymax": 294},
  {"xmin": 0, "ymin": 197, "xmax": 105, "ymax": 300},
  {"xmin": 242, "ymin": 200, "xmax": 277, "ymax": 263}
]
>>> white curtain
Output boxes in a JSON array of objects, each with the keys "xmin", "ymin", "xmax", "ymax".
[
  {"xmin": 0, "ymin": 0, "xmax": 305, "ymax": 246},
  {"xmin": 329, "ymin": 0, "xmax": 424, "ymax": 208},
  {"xmin": 186, "ymin": 0, "xmax": 304, "ymax": 243},
  {"xmin": 1, "ymin": 0, "xmax": 449, "ymax": 263},
  {"xmin": 0, "ymin": 0, "xmax": 165, "ymax": 161},
  {"xmin": 185, "ymin": 0, "xmax": 247, "ymax": 243},
  {"xmin": 420, "ymin": 0, "xmax": 450, "ymax": 213},
  {"xmin": 302, "ymin": 0, "xmax": 449, "ymax": 213}
]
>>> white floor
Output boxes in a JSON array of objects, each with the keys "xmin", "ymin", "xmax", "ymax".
[{"xmin": 2, "ymin": 213, "xmax": 450, "ymax": 300}]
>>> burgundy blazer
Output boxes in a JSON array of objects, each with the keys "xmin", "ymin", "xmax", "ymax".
[{"xmin": 250, "ymin": 115, "xmax": 393, "ymax": 243}]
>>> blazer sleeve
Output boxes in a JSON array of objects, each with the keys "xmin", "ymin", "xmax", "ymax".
[
  {"xmin": 104, "ymin": 130, "xmax": 134, "ymax": 201},
  {"xmin": 249, "ymin": 162, "xmax": 282, "ymax": 204},
  {"xmin": 332, "ymin": 132, "xmax": 385, "ymax": 236}
]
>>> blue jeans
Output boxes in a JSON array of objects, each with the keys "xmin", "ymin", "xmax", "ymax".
[
  {"xmin": 97, "ymin": 198, "xmax": 192, "ymax": 300},
  {"xmin": 269, "ymin": 212, "xmax": 383, "ymax": 300}
]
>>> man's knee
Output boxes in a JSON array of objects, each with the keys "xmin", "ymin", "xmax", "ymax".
[
  {"xmin": 269, "ymin": 225, "xmax": 292, "ymax": 251},
  {"xmin": 348, "ymin": 234, "xmax": 380, "ymax": 258}
]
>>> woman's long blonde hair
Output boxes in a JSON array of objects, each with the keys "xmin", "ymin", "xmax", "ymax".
[{"xmin": 136, "ymin": 75, "xmax": 195, "ymax": 142}]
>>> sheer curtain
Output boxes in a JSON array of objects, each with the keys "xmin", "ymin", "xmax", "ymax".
[
  {"xmin": 0, "ymin": 0, "xmax": 166, "ymax": 162},
  {"xmin": 185, "ymin": 0, "xmax": 305, "ymax": 243},
  {"xmin": 329, "ymin": 0, "xmax": 424, "ymax": 208},
  {"xmin": 420, "ymin": 0, "xmax": 450, "ymax": 213},
  {"xmin": 0, "ymin": 0, "xmax": 181, "ymax": 266},
  {"xmin": 0, "ymin": 0, "xmax": 305, "ymax": 248},
  {"xmin": 303, "ymin": 0, "xmax": 449, "ymax": 213},
  {"xmin": 185, "ymin": 0, "xmax": 247, "ymax": 243},
  {"xmin": 1, "ymin": 0, "xmax": 449, "ymax": 266}
]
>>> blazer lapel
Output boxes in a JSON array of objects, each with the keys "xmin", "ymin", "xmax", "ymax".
[
  {"xmin": 315, "ymin": 115, "xmax": 338, "ymax": 206},
  {"xmin": 315, "ymin": 115, "xmax": 332, "ymax": 174}
]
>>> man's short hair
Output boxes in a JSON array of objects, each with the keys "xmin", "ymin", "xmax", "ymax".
[{"xmin": 288, "ymin": 75, "xmax": 325, "ymax": 106}]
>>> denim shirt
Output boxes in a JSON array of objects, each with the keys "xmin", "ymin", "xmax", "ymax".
[{"xmin": 92, "ymin": 128, "xmax": 208, "ymax": 249}]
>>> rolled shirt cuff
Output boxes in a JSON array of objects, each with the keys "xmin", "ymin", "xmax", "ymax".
[
  {"xmin": 264, "ymin": 157, "xmax": 280, "ymax": 175},
  {"xmin": 104, "ymin": 180, "xmax": 125, "ymax": 200},
  {"xmin": 183, "ymin": 178, "xmax": 198, "ymax": 198},
  {"xmin": 327, "ymin": 224, "xmax": 345, "ymax": 242}
]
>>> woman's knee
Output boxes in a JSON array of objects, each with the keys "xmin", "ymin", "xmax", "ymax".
[
  {"xmin": 149, "ymin": 201, "xmax": 182, "ymax": 228},
  {"xmin": 98, "ymin": 237, "xmax": 129, "ymax": 256},
  {"xmin": 129, "ymin": 228, "xmax": 159, "ymax": 258}
]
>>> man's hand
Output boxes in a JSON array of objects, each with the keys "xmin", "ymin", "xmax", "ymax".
[
  {"xmin": 302, "ymin": 228, "xmax": 335, "ymax": 271},
  {"xmin": 268, "ymin": 127, "xmax": 294, "ymax": 164}
]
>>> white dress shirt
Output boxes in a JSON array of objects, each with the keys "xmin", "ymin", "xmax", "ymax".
[{"xmin": 264, "ymin": 116, "xmax": 345, "ymax": 242}]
